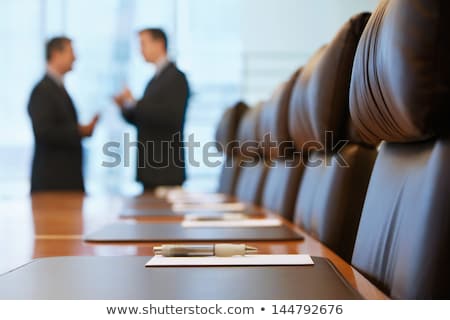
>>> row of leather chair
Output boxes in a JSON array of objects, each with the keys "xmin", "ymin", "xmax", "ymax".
[{"xmin": 214, "ymin": 0, "xmax": 449, "ymax": 299}]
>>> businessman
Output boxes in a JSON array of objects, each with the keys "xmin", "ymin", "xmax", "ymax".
[
  {"xmin": 28, "ymin": 36, "xmax": 99, "ymax": 192},
  {"xmin": 114, "ymin": 28, "xmax": 190, "ymax": 190}
]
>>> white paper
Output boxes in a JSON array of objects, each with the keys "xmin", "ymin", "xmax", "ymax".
[
  {"xmin": 154, "ymin": 186, "xmax": 184, "ymax": 198},
  {"xmin": 146, "ymin": 254, "xmax": 314, "ymax": 267},
  {"xmin": 184, "ymin": 212, "xmax": 248, "ymax": 221},
  {"xmin": 181, "ymin": 218, "xmax": 282, "ymax": 228},
  {"xmin": 172, "ymin": 202, "xmax": 247, "ymax": 212},
  {"xmin": 168, "ymin": 193, "xmax": 228, "ymax": 204}
]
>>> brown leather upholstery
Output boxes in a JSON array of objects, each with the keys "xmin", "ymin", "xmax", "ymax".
[
  {"xmin": 217, "ymin": 155, "xmax": 243, "ymax": 195},
  {"xmin": 234, "ymin": 160, "xmax": 268, "ymax": 205},
  {"xmin": 352, "ymin": 140, "xmax": 450, "ymax": 299},
  {"xmin": 350, "ymin": 0, "xmax": 450, "ymax": 146},
  {"xmin": 236, "ymin": 102, "xmax": 264, "ymax": 150},
  {"xmin": 293, "ymin": 145, "xmax": 376, "ymax": 261},
  {"xmin": 235, "ymin": 104, "xmax": 268, "ymax": 205},
  {"xmin": 288, "ymin": 13, "xmax": 371, "ymax": 150},
  {"xmin": 215, "ymin": 102, "xmax": 249, "ymax": 194},
  {"xmin": 259, "ymin": 69, "xmax": 305, "ymax": 219},
  {"xmin": 261, "ymin": 156, "xmax": 304, "ymax": 220},
  {"xmin": 290, "ymin": 12, "xmax": 376, "ymax": 262},
  {"xmin": 215, "ymin": 101, "xmax": 249, "ymax": 155},
  {"xmin": 259, "ymin": 68, "xmax": 301, "ymax": 159},
  {"xmin": 350, "ymin": 0, "xmax": 450, "ymax": 299}
]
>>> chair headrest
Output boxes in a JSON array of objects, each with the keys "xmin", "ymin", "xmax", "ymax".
[
  {"xmin": 236, "ymin": 102, "xmax": 265, "ymax": 157},
  {"xmin": 215, "ymin": 101, "xmax": 249, "ymax": 154},
  {"xmin": 259, "ymin": 68, "xmax": 302, "ymax": 158},
  {"xmin": 288, "ymin": 12, "xmax": 371, "ymax": 151},
  {"xmin": 350, "ymin": 0, "xmax": 450, "ymax": 144}
]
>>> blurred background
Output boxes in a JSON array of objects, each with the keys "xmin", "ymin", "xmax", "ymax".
[{"xmin": 0, "ymin": 0, "xmax": 378, "ymax": 197}]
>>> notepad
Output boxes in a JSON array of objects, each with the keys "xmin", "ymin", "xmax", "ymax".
[
  {"xmin": 146, "ymin": 254, "xmax": 314, "ymax": 267},
  {"xmin": 184, "ymin": 212, "xmax": 249, "ymax": 221},
  {"xmin": 154, "ymin": 186, "xmax": 184, "ymax": 198},
  {"xmin": 84, "ymin": 222, "xmax": 304, "ymax": 242},
  {"xmin": 172, "ymin": 202, "xmax": 247, "ymax": 212},
  {"xmin": 0, "ymin": 256, "xmax": 362, "ymax": 299},
  {"xmin": 167, "ymin": 193, "xmax": 228, "ymax": 204},
  {"xmin": 182, "ymin": 218, "xmax": 282, "ymax": 228}
]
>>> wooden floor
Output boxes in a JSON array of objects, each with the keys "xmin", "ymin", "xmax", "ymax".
[{"xmin": 0, "ymin": 192, "xmax": 388, "ymax": 299}]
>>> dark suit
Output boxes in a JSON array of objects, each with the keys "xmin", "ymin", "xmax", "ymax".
[
  {"xmin": 121, "ymin": 62, "xmax": 189, "ymax": 189},
  {"xmin": 28, "ymin": 75, "xmax": 84, "ymax": 192}
]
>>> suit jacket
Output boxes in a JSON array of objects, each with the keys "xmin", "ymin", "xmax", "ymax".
[
  {"xmin": 28, "ymin": 75, "xmax": 84, "ymax": 192},
  {"xmin": 122, "ymin": 62, "xmax": 189, "ymax": 188}
]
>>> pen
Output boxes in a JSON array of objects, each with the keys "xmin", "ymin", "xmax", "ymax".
[{"xmin": 153, "ymin": 244, "xmax": 258, "ymax": 257}]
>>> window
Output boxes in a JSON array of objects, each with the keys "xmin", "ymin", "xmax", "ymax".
[{"xmin": 0, "ymin": 0, "xmax": 241, "ymax": 196}]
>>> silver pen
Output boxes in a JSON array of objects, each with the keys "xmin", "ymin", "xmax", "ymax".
[{"xmin": 153, "ymin": 244, "xmax": 258, "ymax": 257}]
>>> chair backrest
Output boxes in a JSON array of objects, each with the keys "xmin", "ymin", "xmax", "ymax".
[
  {"xmin": 234, "ymin": 103, "xmax": 268, "ymax": 205},
  {"xmin": 215, "ymin": 101, "xmax": 249, "ymax": 194},
  {"xmin": 289, "ymin": 12, "xmax": 376, "ymax": 262},
  {"xmin": 350, "ymin": 0, "xmax": 450, "ymax": 299},
  {"xmin": 259, "ymin": 68, "xmax": 305, "ymax": 220}
]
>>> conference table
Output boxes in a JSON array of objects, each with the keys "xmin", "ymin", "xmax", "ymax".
[{"xmin": 0, "ymin": 192, "xmax": 388, "ymax": 299}]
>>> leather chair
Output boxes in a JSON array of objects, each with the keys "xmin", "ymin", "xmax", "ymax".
[
  {"xmin": 290, "ymin": 12, "xmax": 377, "ymax": 263},
  {"xmin": 350, "ymin": 0, "xmax": 450, "ymax": 299},
  {"xmin": 258, "ymin": 68, "xmax": 305, "ymax": 220},
  {"xmin": 234, "ymin": 103, "xmax": 268, "ymax": 205},
  {"xmin": 215, "ymin": 101, "xmax": 249, "ymax": 194}
]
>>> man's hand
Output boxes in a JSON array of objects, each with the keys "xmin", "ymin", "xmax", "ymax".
[
  {"xmin": 113, "ymin": 87, "xmax": 135, "ymax": 109},
  {"xmin": 113, "ymin": 93, "xmax": 126, "ymax": 109},
  {"xmin": 78, "ymin": 114, "xmax": 100, "ymax": 137},
  {"xmin": 121, "ymin": 87, "xmax": 134, "ymax": 102}
]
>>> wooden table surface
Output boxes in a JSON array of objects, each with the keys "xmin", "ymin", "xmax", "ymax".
[{"xmin": 0, "ymin": 191, "xmax": 388, "ymax": 299}]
